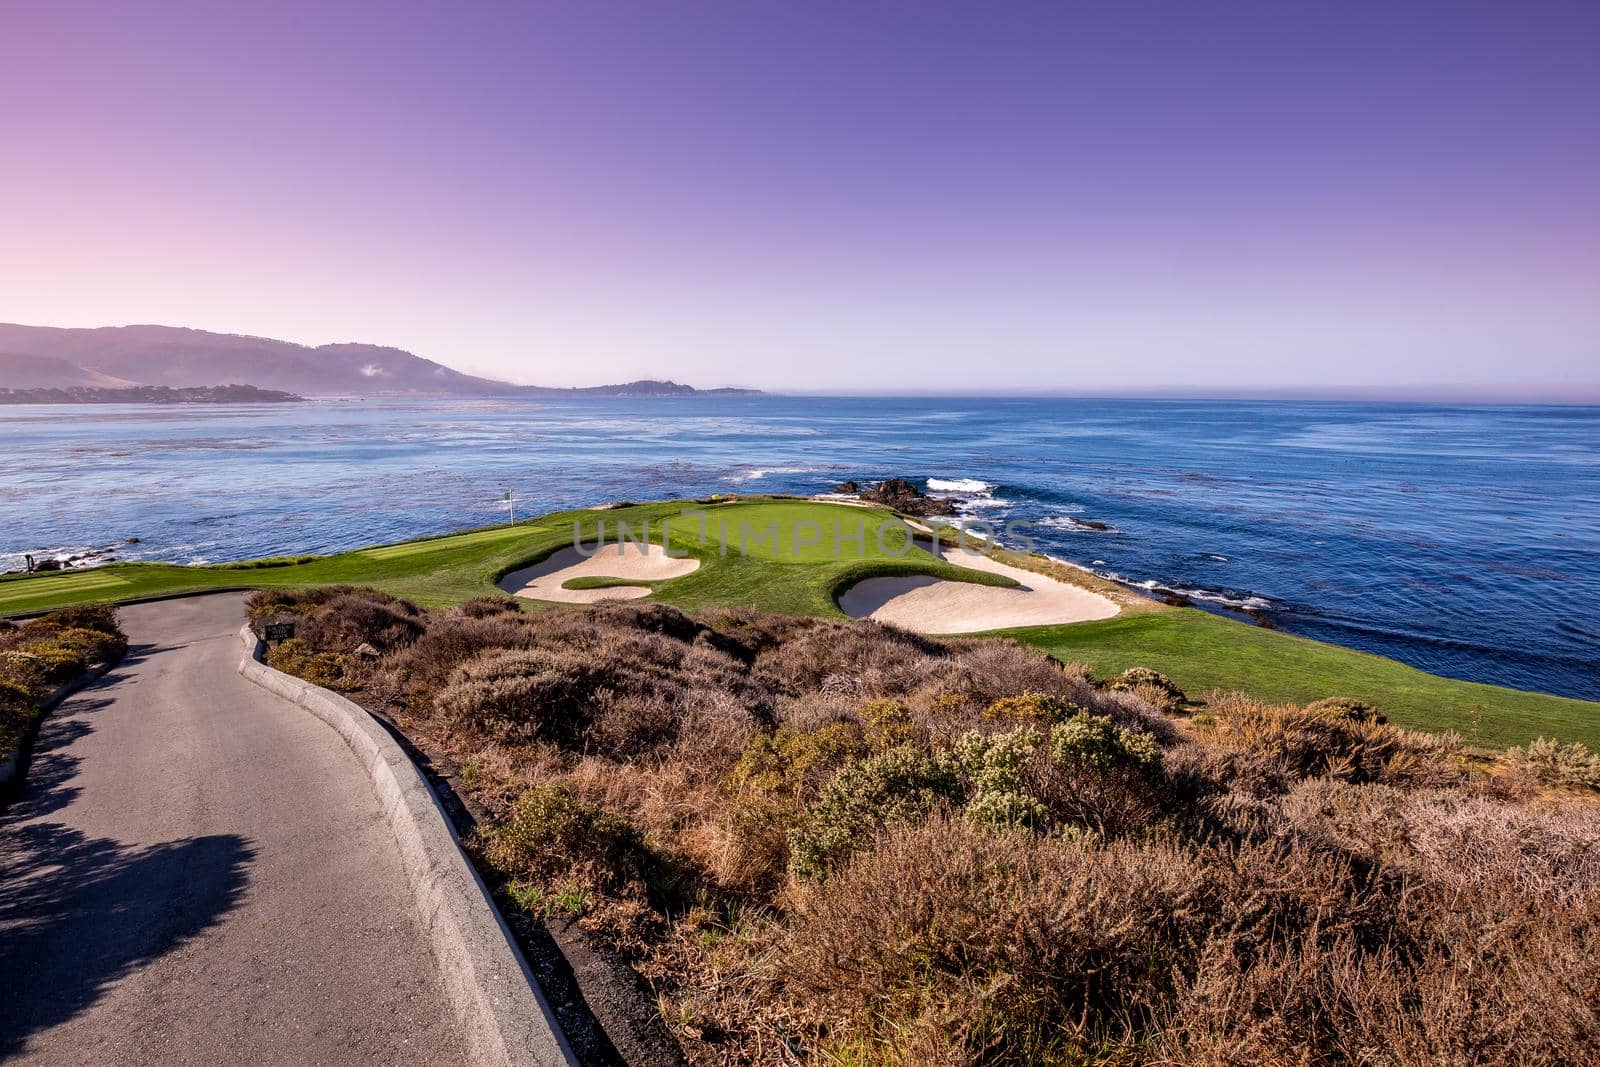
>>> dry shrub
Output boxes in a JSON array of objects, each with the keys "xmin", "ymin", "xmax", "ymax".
[
  {"xmin": 1281, "ymin": 777, "xmax": 1416, "ymax": 867},
  {"xmin": 387, "ymin": 611, "xmax": 546, "ymax": 691},
  {"xmin": 1199, "ymin": 691, "xmax": 1439, "ymax": 784},
  {"xmin": 457, "ymin": 594, "xmax": 522, "ymax": 618},
  {"xmin": 1159, "ymin": 887, "xmax": 1600, "ymax": 1065},
  {"xmin": 1109, "ymin": 666, "xmax": 1188, "ymax": 713},
  {"xmin": 401, "ymin": 602, "xmax": 765, "ymax": 756},
  {"xmin": 48, "ymin": 625, "xmax": 128, "ymax": 663},
  {"xmin": 247, "ymin": 586, "xmax": 423, "ymax": 653},
  {"xmin": 259, "ymin": 585, "xmax": 1600, "ymax": 1066},
  {"xmin": 265, "ymin": 638, "xmax": 351, "ymax": 690},
  {"xmin": 754, "ymin": 618, "xmax": 950, "ymax": 698},
  {"xmin": 0, "ymin": 604, "xmax": 126, "ymax": 702},
  {"xmin": 433, "ymin": 647, "xmax": 604, "ymax": 746},
  {"xmin": 776, "ymin": 816, "xmax": 1211, "ymax": 1062},
  {"xmin": 1508, "ymin": 736, "xmax": 1600, "ymax": 791},
  {"xmin": 1404, "ymin": 792, "xmax": 1600, "ymax": 905}
]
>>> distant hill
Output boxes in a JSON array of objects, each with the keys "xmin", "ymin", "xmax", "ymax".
[
  {"xmin": 0, "ymin": 351, "xmax": 142, "ymax": 389},
  {"xmin": 0, "ymin": 324, "xmax": 760, "ymax": 398}
]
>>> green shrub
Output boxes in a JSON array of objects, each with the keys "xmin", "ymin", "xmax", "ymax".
[
  {"xmin": 51, "ymin": 626, "xmax": 128, "ymax": 663},
  {"xmin": 1507, "ymin": 737, "xmax": 1600, "ymax": 791},
  {"xmin": 859, "ymin": 699, "xmax": 916, "ymax": 748},
  {"xmin": 954, "ymin": 726, "xmax": 1047, "ymax": 829},
  {"xmin": 731, "ymin": 721, "xmax": 870, "ymax": 800},
  {"xmin": 789, "ymin": 744, "xmax": 961, "ymax": 879},
  {"xmin": 10, "ymin": 641, "xmax": 88, "ymax": 686},
  {"xmin": 266, "ymin": 638, "xmax": 351, "ymax": 690},
  {"xmin": 483, "ymin": 784, "xmax": 640, "ymax": 886},
  {"xmin": 0, "ymin": 677, "xmax": 36, "ymax": 755},
  {"xmin": 1050, "ymin": 711, "xmax": 1163, "ymax": 772}
]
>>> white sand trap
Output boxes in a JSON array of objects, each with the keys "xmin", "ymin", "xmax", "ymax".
[
  {"xmin": 498, "ymin": 543, "xmax": 701, "ymax": 603},
  {"xmin": 839, "ymin": 546, "xmax": 1119, "ymax": 634}
]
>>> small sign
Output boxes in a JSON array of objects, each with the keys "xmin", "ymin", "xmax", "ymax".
[{"xmin": 264, "ymin": 622, "xmax": 296, "ymax": 642}]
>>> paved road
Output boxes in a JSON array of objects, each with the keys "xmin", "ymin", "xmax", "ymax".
[{"xmin": 0, "ymin": 593, "xmax": 466, "ymax": 1065}]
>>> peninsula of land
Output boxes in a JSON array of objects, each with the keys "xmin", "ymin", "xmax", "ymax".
[{"xmin": 0, "ymin": 324, "xmax": 761, "ymax": 398}]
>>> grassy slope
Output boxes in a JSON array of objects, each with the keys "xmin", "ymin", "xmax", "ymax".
[
  {"xmin": 2, "ymin": 497, "xmax": 1594, "ymax": 747},
  {"xmin": 1007, "ymin": 610, "xmax": 1599, "ymax": 749}
]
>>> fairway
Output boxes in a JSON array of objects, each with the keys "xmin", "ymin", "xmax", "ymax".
[
  {"xmin": 2, "ymin": 495, "xmax": 1595, "ymax": 748},
  {"xmin": 359, "ymin": 524, "xmax": 543, "ymax": 560},
  {"xmin": 0, "ymin": 570, "xmax": 130, "ymax": 609}
]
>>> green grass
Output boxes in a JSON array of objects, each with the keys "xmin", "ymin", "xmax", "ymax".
[
  {"xmin": 561, "ymin": 575, "xmax": 654, "ymax": 591},
  {"xmin": 3, "ymin": 495, "xmax": 1594, "ymax": 748},
  {"xmin": 1007, "ymin": 610, "xmax": 1600, "ymax": 750},
  {"xmin": 663, "ymin": 500, "xmax": 920, "ymax": 562}
]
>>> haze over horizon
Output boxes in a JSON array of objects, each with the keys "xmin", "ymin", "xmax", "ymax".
[{"xmin": 3, "ymin": 2, "xmax": 1597, "ymax": 397}]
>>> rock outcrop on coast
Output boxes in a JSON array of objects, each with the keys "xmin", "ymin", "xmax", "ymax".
[{"xmin": 839, "ymin": 478, "xmax": 962, "ymax": 516}]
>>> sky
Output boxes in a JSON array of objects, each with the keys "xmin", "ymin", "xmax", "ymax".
[{"xmin": 1, "ymin": 1, "xmax": 1597, "ymax": 396}]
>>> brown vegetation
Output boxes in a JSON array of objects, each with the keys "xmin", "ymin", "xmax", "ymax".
[
  {"xmin": 0, "ymin": 603, "xmax": 126, "ymax": 759},
  {"xmin": 252, "ymin": 586, "xmax": 1600, "ymax": 1065}
]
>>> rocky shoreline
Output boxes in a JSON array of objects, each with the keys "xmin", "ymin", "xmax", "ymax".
[{"xmin": 833, "ymin": 477, "xmax": 962, "ymax": 516}]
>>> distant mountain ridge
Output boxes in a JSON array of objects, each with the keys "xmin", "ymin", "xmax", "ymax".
[{"xmin": 0, "ymin": 324, "xmax": 759, "ymax": 397}]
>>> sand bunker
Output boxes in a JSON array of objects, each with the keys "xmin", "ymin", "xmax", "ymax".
[
  {"xmin": 838, "ymin": 546, "xmax": 1119, "ymax": 633},
  {"xmin": 498, "ymin": 543, "xmax": 700, "ymax": 604}
]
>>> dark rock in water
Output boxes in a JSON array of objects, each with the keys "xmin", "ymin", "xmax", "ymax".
[
  {"xmin": 1078, "ymin": 519, "xmax": 1112, "ymax": 531},
  {"xmin": 1159, "ymin": 593, "xmax": 1195, "ymax": 607},
  {"xmin": 126, "ymin": 537, "xmax": 142, "ymax": 544},
  {"xmin": 856, "ymin": 477, "xmax": 961, "ymax": 516},
  {"xmin": 835, "ymin": 481, "xmax": 858, "ymax": 494},
  {"xmin": 33, "ymin": 558, "xmax": 63, "ymax": 571}
]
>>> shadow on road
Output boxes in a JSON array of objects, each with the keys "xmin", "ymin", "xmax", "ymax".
[
  {"xmin": 0, "ymin": 638, "xmax": 254, "ymax": 1057},
  {"xmin": 0, "ymin": 642, "xmax": 159, "ymax": 818},
  {"xmin": 0, "ymin": 822, "xmax": 255, "ymax": 1057}
]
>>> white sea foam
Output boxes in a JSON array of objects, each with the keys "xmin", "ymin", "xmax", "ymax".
[
  {"xmin": 926, "ymin": 477, "xmax": 995, "ymax": 493},
  {"xmin": 731, "ymin": 466, "xmax": 822, "ymax": 483}
]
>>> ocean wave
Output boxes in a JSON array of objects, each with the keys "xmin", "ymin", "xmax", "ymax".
[
  {"xmin": 926, "ymin": 477, "xmax": 995, "ymax": 493},
  {"xmin": 732, "ymin": 466, "xmax": 822, "ymax": 483}
]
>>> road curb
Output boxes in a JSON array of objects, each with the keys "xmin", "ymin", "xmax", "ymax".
[{"xmin": 237, "ymin": 625, "xmax": 576, "ymax": 1067}]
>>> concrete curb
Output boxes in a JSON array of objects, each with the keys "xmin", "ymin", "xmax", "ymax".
[{"xmin": 237, "ymin": 626, "xmax": 577, "ymax": 1067}]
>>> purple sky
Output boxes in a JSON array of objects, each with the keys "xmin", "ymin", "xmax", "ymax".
[{"xmin": 2, "ymin": 1, "xmax": 1597, "ymax": 394}]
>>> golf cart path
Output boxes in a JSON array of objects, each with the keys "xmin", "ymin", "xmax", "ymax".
[{"xmin": 0, "ymin": 593, "xmax": 466, "ymax": 1065}]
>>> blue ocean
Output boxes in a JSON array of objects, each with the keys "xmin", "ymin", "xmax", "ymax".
[{"xmin": 1, "ymin": 396, "xmax": 1596, "ymax": 701}]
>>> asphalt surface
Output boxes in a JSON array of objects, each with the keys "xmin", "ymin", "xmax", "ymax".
[{"xmin": 0, "ymin": 593, "xmax": 466, "ymax": 1065}]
